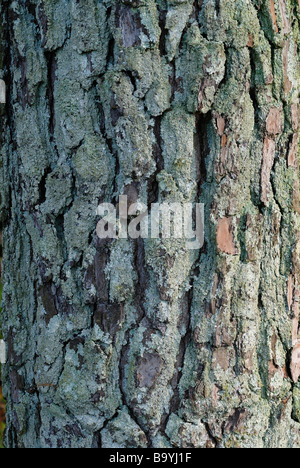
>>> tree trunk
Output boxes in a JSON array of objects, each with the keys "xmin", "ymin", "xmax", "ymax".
[{"xmin": 1, "ymin": 0, "xmax": 300, "ymax": 449}]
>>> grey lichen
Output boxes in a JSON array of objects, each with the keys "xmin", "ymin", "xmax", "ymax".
[{"xmin": 1, "ymin": 0, "xmax": 299, "ymax": 449}]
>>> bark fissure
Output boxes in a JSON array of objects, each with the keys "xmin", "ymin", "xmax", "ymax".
[{"xmin": 1, "ymin": 0, "xmax": 300, "ymax": 449}]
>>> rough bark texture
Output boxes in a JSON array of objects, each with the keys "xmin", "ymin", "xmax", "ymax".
[{"xmin": 0, "ymin": 0, "xmax": 300, "ymax": 448}]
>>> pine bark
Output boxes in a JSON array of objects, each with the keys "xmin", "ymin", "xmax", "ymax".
[{"xmin": 0, "ymin": 0, "xmax": 300, "ymax": 448}]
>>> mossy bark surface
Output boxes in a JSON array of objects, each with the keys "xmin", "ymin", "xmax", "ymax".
[{"xmin": 1, "ymin": 0, "xmax": 300, "ymax": 448}]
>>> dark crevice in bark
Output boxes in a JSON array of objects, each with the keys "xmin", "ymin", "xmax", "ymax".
[
  {"xmin": 148, "ymin": 115, "xmax": 165, "ymax": 208},
  {"xmin": 290, "ymin": 0, "xmax": 300, "ymax": 27},
  {"xmin": 45, "ymin": 51, "xmax": 57, "ymax": 142},
  {"xmin": 159, "ymin": 108, "xmax": 211, "ymax": 436},
  {"xmin": 54, "ymin": 214, "xmax": 68, "ymax": 262},
  {"xmin": 233, "ymin": 322, "xmax": 242, "ymax": 377},
  {"xmin": 193, "ymin": 0, "xmax": 203, "ymax": 23},
  {"xmin": 107, "ymin": 37, "xmax": 115, "ymax": 69},
  {"xmin": 257, "ymin": 285, "xmax": 270, "ymax": 401},
  {"xmin": 28, "ymin": 236, "xmax": 41, "ymax": 444},
  {"xmin": 106, "ymin": 7, "xmax": 115, "ymax": 68},
  {"xmin": 117, "ymin": 239, "xmax": 153, "ymax": 446},
  {"xmin": 25, "ymin": 1, "xmax": 36, "ymax": 20},
  {"xmin": 286, "ymin": 132, "xmax": 295, "ymax": 167},
  {"xmin": 125, "ymin": 70, "xmax": 137, "ymax": 93},
  {"xmin": 34, "ymin": 387, "xmax": 42, "ymax": 444},
  {"xmin": 97, "ymin": 408, "xmax": 121, "ymax": 447},
  {"xmin": 169, "ymin": 59, "xmax": 176, "ymax": 103},
  {"xmin": 119, "ymin": 334, "xmax": 152, "ymax": 447},
  {"xmin": 92, "ymin": 430, "xmax": 102, "ymax": 448},
  {"xmin": 270, "ymin": 168, "xmax": 284, "ymax": 219},
  {"xmin": 1, "ymin": 3, "xmax": 14, "ymax": 226},
  {"xmin": 51, "ymin": 169, "xmax": 76, "ymax": 262},
  {"xmin": 249, "ymin": 51, "xmax": 261, "ymax": 129},
  {"xmin": 237, "ymin": 214, "xmax": 248, "ymax": 264},
  {"xmin": 37, "ymin": 2, "xmax": 48, "ymax": 47},
  {"xmin": 95, "ymin": 94, "xmax": 106, "ymax": 137},
  {"xmin": 17, "ymin": 56, "xmax": 31, "ymax": 109},
  {"xmin": 255, "ymin": 8, "xmax": 281, "ymax": 52},
  {"xmin": 169, "ymin": 59, "xmax": 184, "ymax": 103},
  {"xmin": 6, "ymin": 424, "xmax": 19, "ymax": 449},
  {"xmin": 94, "ymin": 83, "xmax": 119, "ymax": 202},
  {"xmin": 158, "ymin": 104, "xmax": 213, "ymax": 440},
  {"xmin": 3, "ymin": 0, "xmax": 299, "ymax": 450},
  {"xmin": 153, "ymin": 115, "xmax": 164, "ymax": 172},
  {"xmin": 248, "ymin": 49, "xmax": 266, "ymax": 216},
  {"xmin": 112, "ymin": 156, "xmax": 120, "ymax": 202},
  {"xmin": 133, "ymin": 238, "xmax": 148, "ymax": 321},
  {"xmin": 116, "ymin": 4, "xmax": 150, "ymax": 49},
  {"xmin": 25, "ymin": 0, "xmax": 42, "ymax": 44},
  {"xmin": 222, "ymin": 408, "xmax": 248, "ymax": 437},
  {"xmin": 161, "ymin": 289, "xmax": 192, "ymax": 436},
  {"xmin": 158, "ymin": 6, "xmax": 168, "ymax": 57},
  {"xmin": 195, "ymin": 111, "xmax": 210, "ymax": 198},
  {"xmin": 276, "ymin": 326, "xmax": 289, "ymax": 356},
  {"xmin": 37, "ymin": 166, "xmax": 51, "ymax": 206},
  {"xmin": 204, "ymin": 421, "xmax": 218, "ymax": 447},
  {"xmin": 44, "ymin": 368, "xmax": 90, "ymax": 447},
  {"xmin": 219, "ymin": 45, "xmax": 230, "ymax": 88}
]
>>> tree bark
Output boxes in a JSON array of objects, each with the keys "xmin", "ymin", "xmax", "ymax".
[{"xmin": 1, "ymin": 0, "xmax": 300, "ymax": 448}]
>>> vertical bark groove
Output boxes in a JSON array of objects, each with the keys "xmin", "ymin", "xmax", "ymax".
[{"xmin": 0, "ymin": 0, "xmax": 299, "ymax": 448}]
